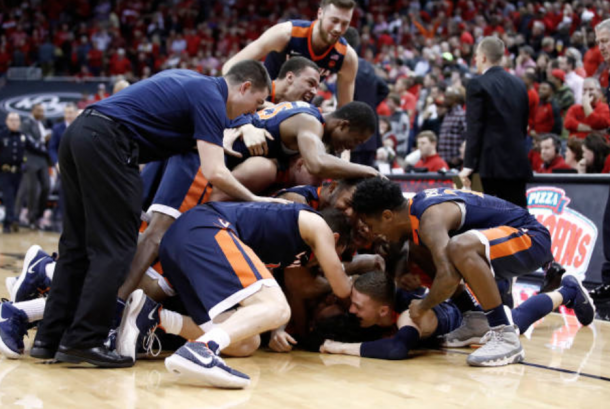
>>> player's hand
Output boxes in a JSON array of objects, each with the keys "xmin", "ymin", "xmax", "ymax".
[
  {"xmin": 397, "ymin": 272, "xmax": 422, "ymax": 292},
  {"xmin": 352, "ymin": 254, "xmax": 386, "ymax": 273},
  {"xmin": 242, "ymin": 124, "xmax": 273, "ymax": 156},
  {"xmin": 458, "ymin": 168, "xmax": 473, "ymax": 190},
  {"xmin": 320, "ymin": 339, "xmax": 345, "ymax": 355},
  {"xmin": 253, "ymin": 196, "xmax": 291, "ymax": 205},
  {"xmin": 269, "ymin": 329, "xmax": 297, "ymax": 353},
  {"xmin": 223, "ymin": 128, "xmax": 243, "ymax": 158},
  {"xmin": 408, "ymin": 299, "xmax": 426, "ymax": 324}
]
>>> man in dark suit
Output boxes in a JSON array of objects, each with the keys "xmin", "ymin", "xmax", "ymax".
[
  {"xmin": 343, "ymin": 27, "xmax": 389, "ymax": 167},
  {"xmin": 459, "ymin": 37, "xmax": 531, "ymax": 207},
  {"xmin": 14, "ymin": 103, "xmax": 52, "ymax": 227},
  {"xmin": 49, "ymin": 103, "xmax": 78, "ymax": 167}
]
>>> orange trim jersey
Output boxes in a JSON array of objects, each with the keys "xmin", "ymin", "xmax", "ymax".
[
  {"xmin": 264, "ymin": 20, "xmax": 348, "ymax": 81},
  {"xmin": 409, "ymin": 188, "xmax": 553, "ymax": 279}
]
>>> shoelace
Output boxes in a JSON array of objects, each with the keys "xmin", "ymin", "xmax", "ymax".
[
  {"xmin": 142, "ymin": 327, "xmax": 162, "ymax": 358},
  {"xmin": 479, "ymin": 328, "xmax": 502, "ymax": 346}
]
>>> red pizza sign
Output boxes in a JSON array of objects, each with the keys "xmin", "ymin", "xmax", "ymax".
[{"xmin": 527, "ymin": 187, "xmax": 597, "ymax": 278}]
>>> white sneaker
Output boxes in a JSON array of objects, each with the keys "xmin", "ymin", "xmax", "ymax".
[
  {"xmin": 466, "ymin": 324, "xmax": 524, "ymax": 367},
  {"xmin": 440, "ymin": 311, "xmax": 490, "ymax": 347}
]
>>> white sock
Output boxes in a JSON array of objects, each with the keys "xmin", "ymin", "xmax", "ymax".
[
  {"xmin": 159, "ymin": 308, "xmax": 183, "ymax": 335},
  {"xmin": 145, "ymin": 267, "xmax": 176, "ymax": 297},
  {"xmin": 15, "ymin": 298, "xmax": 46, "ymax": 322},
  {"xmin": 197, "ymin": 327, "xmax": 231, "ymax": 351},
  {"xmin": 46, "ymin": 262, "xmax": 55, "ymax": 281}
]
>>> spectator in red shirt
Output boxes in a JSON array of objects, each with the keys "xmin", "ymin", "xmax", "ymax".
[
  {"xmin": 535, "ymin": 134, "xmax": 573, "ymax": 173},
  {"xmin": 108, "ymin": 48, "xmax": 132, "ymax": 76},
  {"xmin": 413, "ymin": 131, "xmax": 449, "ymax": 172},
  {"xmin": 564, "ymin": 77, "xmax": 610, "ymax": 139},
  {"xmin": 93, "ymin": 83, "xmax": 109, "ymax": 101},
  {"xmin": 577, "ymin": 132, "xmax": 610, "ymax": 173},
  {"xmin": 583, "ymin": 32, "xmax": 604, "ymax": 77},
  {"xmin": 532, "ymin": 81, "xmax": 563, "ymax": 137}
]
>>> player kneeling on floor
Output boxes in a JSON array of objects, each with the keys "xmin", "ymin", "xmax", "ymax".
[{"xmin": 117, "ymin": 201, "xmax": 353, "ymax": 388}]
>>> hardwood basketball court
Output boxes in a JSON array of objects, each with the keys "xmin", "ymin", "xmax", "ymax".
[{"xmin": 1, "ymin": 231, "xmax": 609, "ymax": 408}]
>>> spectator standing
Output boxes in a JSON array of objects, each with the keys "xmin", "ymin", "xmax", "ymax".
[
  {"xmin": 532, "ymin": 81, "xmax": 563, "ymax": 136},
  {"xmin": 386, "ymin": 93, "xmax": 410, "ymax": 158},
  {"xmin": 559, "ymin": 56, "xmax": 584, "ymax": 104},
  {"xmin": 344, "ymin": 27, "xmax": 389, "ymax": 167},
  {"xmin": 15, "ymin": 104, "xmax": 51, "ymax": 228},
  {"xmin": 437, "ymin": 87, "xmax": 466, "ymax": 168},
  {"xmin": 0, "ymin": 114, "xmax": 27, "ymax": 233},
  {"xmin": 548, "ymin": 68, "xmax": 575, "ymax": 114}
]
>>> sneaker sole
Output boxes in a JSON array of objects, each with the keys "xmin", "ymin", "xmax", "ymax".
[
  {"xmin": 467, "ymin": 348, "xmax": 525, "ymax": 367},
  {"xmin": 165, "ymin": 354, "xmax": 250, "ymax": 389},
  {"xmin": 54, "ymin": 351, "xmax": 134, "ymax": 368},
  {"xmin": 441, "ymin": 336, "xmax": 485, "ymax": 348},
  {"xmin": 116, "ymin": 290, "xmax": 147, "ymax": 362},
  {"xmin": 0, "ymin": 337, "xmax": 22, "ymax": 359},
  {"xmin": 11, "ymin": 245, "xmax": 43, "ymax": 302},
  {"xmin": 4, "ymin": 277, "xmax": 16, "ymax": 297},
  {"xmin": 564, "ymin": 273, "xmax": 596, "ymax": 326}
]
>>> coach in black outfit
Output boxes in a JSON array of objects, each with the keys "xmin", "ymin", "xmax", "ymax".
[
  {"xmin": 343, "ymin": 27, "xmax": 389, "ymax": 167},
  {"xmin": 459, "ymin": 37, "xmax": 531, "ymax": 208}
]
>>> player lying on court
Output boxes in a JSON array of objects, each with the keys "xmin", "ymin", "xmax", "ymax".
[
  {"xmin": 264, "ymin": 180, "xmax": 387, "ymax": 350},
  {"xmin": 335, "ymin": 178, "xmax": 594, "ymax": 367},
  {"xmin": 318, "ymin": 265, "xmax": 594, "ymax": 360}
]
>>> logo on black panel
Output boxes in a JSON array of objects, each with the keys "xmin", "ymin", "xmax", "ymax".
[{"xmin": 0, "ymin": 93, "xmax": 82, "ymax": 118}]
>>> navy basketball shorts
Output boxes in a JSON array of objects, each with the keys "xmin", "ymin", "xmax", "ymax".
[
  {"xmin": 147, "ymin": 151, "xmax": 213, "ymax": 220},
  {"xmin": 159, "ymin": 206, "xmax": 278, "ymax": 327},
  {"xmin": 468, "ymin": 223, "xmax": 553, "ymax": 281}
]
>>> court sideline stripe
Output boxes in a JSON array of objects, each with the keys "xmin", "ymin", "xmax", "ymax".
[{"xmin": 440, "ymin": 348, "xmax": 610, "ymax": 382}]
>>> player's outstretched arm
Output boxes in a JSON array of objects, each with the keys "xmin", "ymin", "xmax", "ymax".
[
  {"xmin": 336, "ymin": 46, "xmax": 358, "ymax": 108},
  {"xmin": 294, "ymin": 115, "xmax": 379, "ymax": 179},
  {"xmin": 222, "ymin": 22, "xmax": 292, "ymax": 75},
  {"xmin": 298, "ymin": 210, "xmax": 352, "ymax": 299},
  {"xmin": 197, "ymin": 139, "xmax": 288, "ymax": 204}
]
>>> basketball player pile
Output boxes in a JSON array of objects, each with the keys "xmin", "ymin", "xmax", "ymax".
[{"xmin": 0, "ymin": 0, "xmax": 597, "ymax": 390}]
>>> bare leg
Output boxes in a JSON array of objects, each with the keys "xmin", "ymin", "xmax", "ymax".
[
  {"xmin": 204, "ymin": 285, "xmax": 290, "ymax": 345},
  {"xmin": 209, "ymin": 157, "xmax": 278, "ymax": 202},
  {"xmin": 447, "ymin": 233, "xmax": 502, "ymax": 310},
  {"xmin": 118, "ymin": 211, "xmax": 175, "ymax": 300}
]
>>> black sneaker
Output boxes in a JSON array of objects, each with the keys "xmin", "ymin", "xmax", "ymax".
[
  {"xmin": 540, "ymin": 261, "xmax": 566, "ymax": 293},
  {"xmin": 589, "ymin": 283, "xmax": 610, "ymax": 303}
]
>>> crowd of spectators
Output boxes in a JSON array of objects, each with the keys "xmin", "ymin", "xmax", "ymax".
[{"xmin": 2, "ymin": 0, "xmax": 610, "ymax": 174}]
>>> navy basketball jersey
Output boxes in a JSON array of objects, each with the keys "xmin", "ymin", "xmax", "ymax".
[
  {"xmin": 264, "ymin": 20, "xmax": 348, "ymax": 80},
  {"xmin": 228, "ymin": 101, "xmax": 324, "ymax": 167},
  {"xmin": 408, "ymin": 188, "xmax": 537, "ymax": 245},
  {"xmin": 185, "ymin": 202, "xmax": 316, "ymax": 269},
  {"xmin": 274, "ymin": 185, "xmax": 322, "ymax": 210}
]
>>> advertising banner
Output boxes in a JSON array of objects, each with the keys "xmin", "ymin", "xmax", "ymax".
[{"xmin": 0, "ymin": 80, "xmax": 105, "ymax": 120}]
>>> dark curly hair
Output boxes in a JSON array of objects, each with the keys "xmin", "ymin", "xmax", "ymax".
[{"xmin": 352, "ymin": 178, "xmax": 406, "ymax": 217}]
